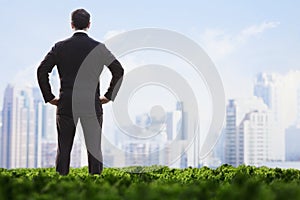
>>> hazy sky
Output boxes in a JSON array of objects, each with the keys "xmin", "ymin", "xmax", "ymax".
[{"xmin": 1, "ymin": 0, "xmax": 300, "ymax": 108}]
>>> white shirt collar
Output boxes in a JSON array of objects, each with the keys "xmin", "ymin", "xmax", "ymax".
[{"xmin": 73, "ymin": 29, "xmax": 88, "ymax": 34}]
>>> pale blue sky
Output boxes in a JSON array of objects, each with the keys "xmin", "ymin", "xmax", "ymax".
[{"xmin": 1, "ymin": 0, "xmax": 300, "ymax": 107}]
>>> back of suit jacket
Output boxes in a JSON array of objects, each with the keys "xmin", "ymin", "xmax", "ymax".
[{"xmin": 37, "ymin": 32, "xmax": 118, "ymax": 117}]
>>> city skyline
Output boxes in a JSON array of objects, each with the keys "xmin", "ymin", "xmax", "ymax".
[
  {"xmin": 221, "ymin": 70, "xmax": 300, "ymax": 168},
  {"xmin": 0, "ymin": 84, "xmax": 201, "ymax": 168},
  {"xmin": 3, "ymin": 68, "xmax": 300, "ymax": 169}
]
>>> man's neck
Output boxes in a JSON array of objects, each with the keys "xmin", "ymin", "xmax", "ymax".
[{"xmin": 74, "ymin": 29, "xmax": 88, "ymax": 34}]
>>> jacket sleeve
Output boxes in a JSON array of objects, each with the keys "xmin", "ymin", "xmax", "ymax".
[
  {"xmin": 37, "ymin": 45, "xmax": 58, "ymax": 103},
  {"xmin": 104, "ymin": 59, "xmax": 124, "ymax": 101}
]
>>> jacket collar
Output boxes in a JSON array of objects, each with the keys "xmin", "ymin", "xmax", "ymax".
[
  {"xmin": 73, "ymin": 29, "xmax": 88, "ymax": 36},
  {"xmin": 74, "ymin": 29, "xmax": 88, "ymax": 34}
]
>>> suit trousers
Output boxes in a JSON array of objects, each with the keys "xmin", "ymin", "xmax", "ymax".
[{"xmin": 55, "ymin": 114, "xmax": 103, "ymax": 175}]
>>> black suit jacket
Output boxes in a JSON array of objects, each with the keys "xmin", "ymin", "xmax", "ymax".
[{"xmin": 37, "ymin": 32, "xmax": 124, "ymax": 116}]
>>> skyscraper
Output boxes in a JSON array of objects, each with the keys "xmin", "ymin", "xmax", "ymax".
[
  {"xmin": 254, "ymin": 71, "xmax": 300, "ymax": 128},
  {"xmin": 224, "ymin": 97, "xmax": 268, "ymax": 166},
  {"xmin": 254, "ymin": 73, "xmax": 279, "ymax": 108},
  {"xmin": 166, "ymin": 102, "xmax": 182, "ymax": 141},
  {"xmin": 1, "ymin": 85, "xmax": 40, "ymax": 168},
  {"xmin": 252, "ymin": 72, "xmax": 300, "ymax": 160},
  {"xmin": 32, "ymin": 87, "xmax": 43, "ymax": 168},
  {"xmin": 240, "ymin": 110, "xmax": 271, "ymax": 166}
]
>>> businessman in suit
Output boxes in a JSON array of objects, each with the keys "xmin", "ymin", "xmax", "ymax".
[{"xmin": 37, "ymin": 9, "xmax": 124, "ymax": 175}]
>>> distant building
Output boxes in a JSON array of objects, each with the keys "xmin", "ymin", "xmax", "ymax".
[
  {"xmin": 42, "ymin": 105, "xmax": 56, "ymax": 140},
  {"xmin": 166, "ymin": 102, "xmax": 183, "ymax": 141},
  {"xmin": 114, "ymin": 101, "xmax": 199, "ymax": 168},
  {"xmin": 32, "ymin": 87, "xmax": 43, "ymax": 168},
  {"xmin": 285, "ymin": 125, "xmax": 300, "ymax": 161},
  {"xmin": 1, "ymin": 85, "xmax": 41, "ymax": 168},
  {"xmin": 124, "ymin": 141, "xmax": 160, "ymax": 166},
  {"xmin": 41, "ymin": 135, "xmax": 82, "ymax": 168},
  {"xmin": 253, "ymin": 72, "xmax": 300, "ymax": 160},
  {"xmin": 41, "ymin": 139, "xmax": 56, "ymax": 167},
  {"xmin": 224, "ymin": 98, "xmax": 269, "ymax": 166},
  {"xmin": 254, "ymin": 73, "xmax": 281, "ymax": 115},
  {"xmin": 254, "ymin": 71, "xmax": 300, "ymax": 129},
  {"xmin": 240, "ymin": 110, "xmax": 271, "ymax": 166},
  {"xmin": 0, "ymin": 83, "xmax": 82, "ymax": 169}
]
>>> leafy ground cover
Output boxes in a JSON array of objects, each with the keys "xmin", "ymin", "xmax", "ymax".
[{"xmin": 1, "ymin": 165, "xmax": 300, "ymax": 199}]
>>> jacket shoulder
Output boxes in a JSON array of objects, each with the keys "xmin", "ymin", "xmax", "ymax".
[
  {"xmin": 54, "ymin": 37, "xmax": 72, "ymax": 47},
  {"xmin": 87, "ymin": 36, "xmax": 101, "ymax": 45}
]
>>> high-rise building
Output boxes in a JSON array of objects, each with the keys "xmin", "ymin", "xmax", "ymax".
[
  {"xmin": 224, "ymin": 97, "xmax": 268, "ymax": 166},
  {"xmin": 166, "ymin": 103, "xmax": 182, "ymax": 141},
  {"xmin": 252, "ymin": 72, "xmax": 300, "ymax": 160},
  {"xmin": 163, "ymin": 102, "xmax": 190, "ymax": 168},
  {"xmin": 1, "ymin": 85, "xmax": 41, "ymax": 168},
  {"xmin": 254, "ymin": 73, "xmax": 281, "ymax": 111},
  {"xmin": 1, "ymin": 85, "xmax": 13, "ymax": 168},
  {"xmin": 32, "ymin": 87, "xmax": 43, "ymax": 168},
  {"xmin": 285, "ymin": 125, "xmax": 300, "ymax": 161},
  {"xmin": 41, "ymin": 106, "xmax": 56, "ymax": 140},
  {"xmin": 254, "ymin": 71, "xmax": 300, "ymax": 128},
  {"xmin": 240, "ymin": 110, "xmax": 271, "ymax": 166}
]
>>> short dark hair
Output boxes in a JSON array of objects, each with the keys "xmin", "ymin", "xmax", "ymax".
[{"xmin": 71, "ymin": 9, "xmax": 90, "ymax": 30}]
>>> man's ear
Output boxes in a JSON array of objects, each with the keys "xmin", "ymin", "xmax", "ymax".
[
  {"xmin": 71, "ymin": 22, "xmax": 75, "ymax": 29},
  {"xmin": 87, "ymin": 22, "xmax": 91, "ymax": 29}
]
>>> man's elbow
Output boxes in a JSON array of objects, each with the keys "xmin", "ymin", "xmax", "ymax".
[
  {"xmin": 115, "ymin": 62, "xmax": 124, "ymax": 79},
  {"xmin": 37, "ymin": 67, "xmax": 43, "ymax": 82},
  {"xmin": 115, "ymin": 60, "xmax": 124, "ymax": 76},
  {"xmin": 119, "ymin": 67, "xmax": 124, "ymax": 77}
]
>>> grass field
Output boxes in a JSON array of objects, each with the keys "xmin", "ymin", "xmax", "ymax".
[{"xmin": 1, "ymin": 165, "xmax": 300, "ymax": 199}]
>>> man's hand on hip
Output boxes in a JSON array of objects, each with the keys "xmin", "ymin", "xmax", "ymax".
[
  {"xmin": 100, "ymin": 96, "xmax": 110, "ymax": 104},
  {"xmin": 49, "ymin": 98, "xmax": 59, "ymax": 106}
]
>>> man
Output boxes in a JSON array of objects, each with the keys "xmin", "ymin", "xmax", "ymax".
[{"xmin": 37, "ymin": 9, "xmax": 124, "ymax": 175}]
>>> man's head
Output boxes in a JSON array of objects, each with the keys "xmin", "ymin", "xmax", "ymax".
[{"xmin": 71, "ymin": 9, "xmax": 90, "ymax": 30}]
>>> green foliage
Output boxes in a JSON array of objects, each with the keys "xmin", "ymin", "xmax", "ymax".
[{"xmin": 1, "ymin": 165, "xmax": 300, "ymax": 199}]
